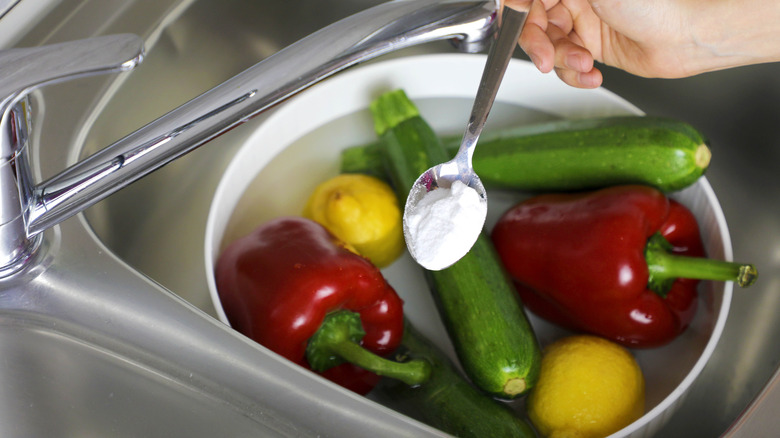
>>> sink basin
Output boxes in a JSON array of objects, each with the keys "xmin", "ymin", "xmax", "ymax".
[{"xmin": 4, "ymin": 0, "xmax": 779, "ymax": 436}]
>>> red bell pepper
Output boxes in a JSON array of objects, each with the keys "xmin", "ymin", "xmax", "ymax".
[
  {"xmin": 215, "ymin": 216, "xmax": 430, "ymax": 394},
  {"xmin": 491, "ymin": 185, "xmax": 757, "ymax": 348}
]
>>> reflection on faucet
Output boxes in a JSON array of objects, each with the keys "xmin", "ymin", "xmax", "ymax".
[
  {"xmin": 28, "ymin": 89, "xmax": 260, "ymax": 234},
  {"xmin": 0, "ymin": 0, "xmax": 499, "ymax": 275}
]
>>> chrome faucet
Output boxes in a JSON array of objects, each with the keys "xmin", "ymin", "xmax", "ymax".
[{"xmin": 0, "ymin": 0, "xmax": 499, "ymax": 276}]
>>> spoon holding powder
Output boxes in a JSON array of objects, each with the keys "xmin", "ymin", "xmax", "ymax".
[{"xmin": 403, "ymin": 7, "xmax": 527, "ymax": 270}]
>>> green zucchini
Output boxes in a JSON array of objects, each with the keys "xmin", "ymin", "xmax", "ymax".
[
  {"xmin": 372, "ymin": 322, "xmax": 536, "ymax": 438},
  {"xmin": 343, "ymin": 115, "xmax": 711, "ymax": 192},
  {"xmin": 370, "ymin": 89, "xmax": 541, "ymax": 399}
]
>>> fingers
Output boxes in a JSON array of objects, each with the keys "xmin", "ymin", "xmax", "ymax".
[
  {"xmin": 510, "ymin": 0, "xmax": 603, "ymax": 88},
  {"xmin": 554, "ymin": 65, "xmax": 603, "ymax": 88},
  {"xmin": 551, "ymin": 42, "xmax": 603, "ymax": 89},
  {"xmin": 517, "ymin": 0, "xmax": 555, "ymax": 72},
  {"xmin": 548, "ymin": 24, "xmax": 602, "ymax": 88},
  {"xmin": 547, "ymin": 24, "xmax": 593, "ymax": 73}
]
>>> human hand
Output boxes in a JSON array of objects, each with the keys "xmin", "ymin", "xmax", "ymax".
[{"xmin": 505, "ymin": 0, "xmax": 780, "ymax": 88}]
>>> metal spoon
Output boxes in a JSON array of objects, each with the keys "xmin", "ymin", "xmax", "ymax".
[{"xmin": 403, "ymin": 7, "xmax": 528, "ymax": 270}]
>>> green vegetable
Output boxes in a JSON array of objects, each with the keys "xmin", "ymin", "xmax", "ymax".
[
  {"xmin": 370, "ymin": 89, "xmax": 541, "ymax": 399},
  {"xmin": 372, "ymin": 322, "xmax": 537, "ymax": 438},
  {"xmin": 343, "ymin": 115, "xmax": 711, "ymax": 192}
]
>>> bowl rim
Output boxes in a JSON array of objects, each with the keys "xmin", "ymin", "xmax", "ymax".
[{"xmin": 204, "ymin": 53, "xmax": 733, "ymax": 438}]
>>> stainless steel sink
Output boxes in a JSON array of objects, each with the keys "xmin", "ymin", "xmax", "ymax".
[{"xmin": 3, "ymin": 0, "xmax": 779, "ymax": 436}]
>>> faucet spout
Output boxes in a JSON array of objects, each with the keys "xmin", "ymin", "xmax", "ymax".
[{"xmin": 25, "ymin": 0, "xmax": 498, "ymax": 237}]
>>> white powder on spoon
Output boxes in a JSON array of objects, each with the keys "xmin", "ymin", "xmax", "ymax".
[{"xmin": 404, "ymin": 180, "xmax": 487, "ymax": 271}]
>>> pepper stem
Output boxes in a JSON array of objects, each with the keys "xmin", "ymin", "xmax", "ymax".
[
  {"xmin": 306, "ymin": 310, "xmax": 431, "ymax": 386},
  {"xmin": 646, "ymin": 232, "xmax": 758, "ymax": 297}
]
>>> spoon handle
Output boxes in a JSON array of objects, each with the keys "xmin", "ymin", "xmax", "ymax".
[{"xmin": 457, "ymin": 7, "xmax": 527, "ymax": 168}]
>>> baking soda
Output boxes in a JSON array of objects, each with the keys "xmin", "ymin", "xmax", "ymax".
[{"xmin": 405, "ymin": 180, "xmax": 487, "ymax": 270}]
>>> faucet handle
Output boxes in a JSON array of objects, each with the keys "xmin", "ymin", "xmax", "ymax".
[{"xmin": 0, "ymin": 34, "xmax": 144, "ymax": 116}]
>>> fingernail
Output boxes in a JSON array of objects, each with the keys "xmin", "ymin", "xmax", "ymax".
[
  {"xmin": 577, "ymin": 72, "xmax": 601, "ymax": 88},
  {"xmin": 566, "ymin": 53, "xmax": 584, "ymax": 71},
  {"xmin": 528, "ymin": 53, "xmax": 542, "ymax": 70},
  {"xmin": 529, "ymin": 53, "xmax": 552, "ymax": 73}
]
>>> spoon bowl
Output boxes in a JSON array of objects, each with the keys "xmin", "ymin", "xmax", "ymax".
[
  {"xmin": 402, "ymin": 153, "xmax": 488, "ymax": 271},
  {"xmin": 402, "ymin": 7, "xmax": 527, "ymax": 270}
]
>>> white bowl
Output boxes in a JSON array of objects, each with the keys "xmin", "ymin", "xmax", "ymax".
[{"xmin": 204, "ymin": 54, "xmax": 733, "ymax": 438}]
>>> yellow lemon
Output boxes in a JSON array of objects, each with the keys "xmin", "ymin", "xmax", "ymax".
[
  {"xmin": 304, "ymin": 174, "xmax": 403, "ymax": 268},
  {"xmin": 527, "ymin": 335, "xmax": 645, "ymax": 438}
]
